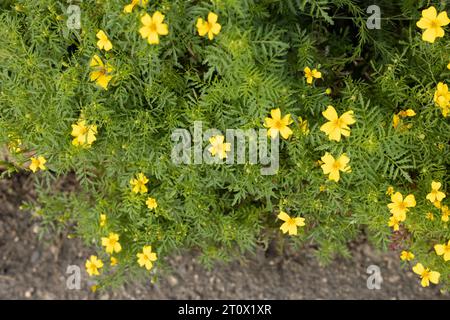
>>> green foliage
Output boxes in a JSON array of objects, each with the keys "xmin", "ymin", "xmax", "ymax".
[{"xmin": 1, "ymin": 0, "xmax": 449, "ymax": 290}]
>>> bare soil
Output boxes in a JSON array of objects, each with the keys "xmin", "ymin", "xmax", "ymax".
[{"xmin": 0, "ymin": 174, "xmax": 447, "ymax": 299}]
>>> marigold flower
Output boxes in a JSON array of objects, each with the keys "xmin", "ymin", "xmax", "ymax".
[
  {"xmin": 277, "ymin": 211, "xmax": 305, "ymax": 236},
  {"xmin": 137, "ymin": 245, "xmax": 157, "ymax": 270},
  {"xmin": 412, "ymin": 263, "xmax": 440, "ymax": 287},
  {"xmin": 96, "ymin": 30, "xmax": 112, "ymax": 51},
  {"xmin": 416, "ymin": 6, "xmax": 450, "ymax": 43},
  {"xmin": 320, "ymin": 152, "xmax": 350, "ymax": 182},
  {"xmin": 388, "ymin": 215, "xmax": 401, "ymax": 231},
  {"xmin": 387, "ymin": 192, "xmax": 415, "ymax": 222},
  {"xmin": 71, "ymin": 120, "xmax": 98, "ymax": 147},
  {"xmin": 434, "ymin": 240, "xmax": 450, "ymax": 261},
  {"xmin": 110, "ymin": 256, "xmax": 118, "ymax": 266},
  {"xmin": 8, "ymin": 138, "xmax": 22, "ymax": 153},
  {"xmin": 426, "ymin": 181, "xmax": 446, "ymax": 203},
  {"xmin": 130, "ymin": 172, "xmax": 149, "ymax": 194},
  {"xmin": 297, "ymin": 116, "xmax": 310, "ymax": 135},
  {"xmin": 29, "ymin": 156, "xmax": 47, "ymax": 173},
  {"xmin": 434, "ymin": 82, "xmax": 450, "ymax": 117},
  {"xmin": 320, "ymin": 105, "xmax": 355, "ymax": 142},
  {"xmin": 90, "ymin": 55, "xmax": 113, "ymax": 90},
  {"xmin": 386, "ymin": 186, "xmax": 395, "ymax": 196},
  {"xmin": 264, "ymin": 108, "xmax": 293, "ymax": 139},
  {"xmin": 85, "ymin": 255, "xmax": 103, "ymax": 276},
  {"xmin": 400, "ymin": 251, "xmax": 414, "ymax": 261},
  {"xmin": 304, "ymin": 67, "xmax": 321, "ymax": 84},
  {"xmin": 426, "ymin": 212, "xmax": 435, "ymax": 221},
  {"xmin": 403, "ymin": 109, "xmax": 416, "ymax": 117},
  {"xmin": 146, "ymin": 197, "xmax": 158, "ymax": 210},
  {"xmin": 101, "ymin": 232, "xmax": 122, "ymax": 254},
  {"xmin": 139, "ymin": 11, "xmax": 169, "ymax": 45},
  {"xmin": 100, "ymin": 214, "xmax": 107, "ymax": 227},
  {"xmin": 442, "ymin": 205, "xmax": 449, "ymax": 222},
  {"xmin": 197, "ymin": 12, "xmax": 221, "ymax": 40},
  {"xmin": 208, "ymin": 135, "xmax": 231, "ymax": 159},
  {"xmin": 392, "ymin": 114, "xmax": 400, "ymax": 129},
  {"xmin": 124, "ymin": 0, "xmax": 148, "ymax": 13}
]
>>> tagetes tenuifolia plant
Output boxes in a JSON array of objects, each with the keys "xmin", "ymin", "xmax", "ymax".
[{"xmin": 1, "ymin": 1, "xmax": 450, "ymax": 291}]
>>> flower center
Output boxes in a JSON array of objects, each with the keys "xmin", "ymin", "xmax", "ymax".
[
  {"xmin": 79, "ymin": 126, "xmax": 88, "ymax": 135},
  {"xmin": 273, "ymin": 120, "xmax": 283, "ymax": 129},
  {"xmin": 149, "ymin": 23, "xmax": 157, "ymax": 32},
  {"xmin": 134, "ymin": 179, "xmax": 146, "ymax": 189},
  {"xmin": 430, "ymin": 20, "xmax": 439, "ymax": 29},
  {"xmin": 287, "ymin": 218, "xmax": 296, "ymax": 226},
  {"xmin": 332, "ymin": 161, "xmax": 341, "ymax": 170},
  {"xmin": 333, "ymin": 118, "xmax": 343, "ymax": 128}
]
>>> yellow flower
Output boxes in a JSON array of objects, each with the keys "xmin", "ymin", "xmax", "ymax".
[
  {"xmin": 426, "ymin": 212, "xmax": 435, "ymax": 221},
  {"xmin": 298, "ymin": 116, "xmax": 310, "ymax": 135},
  {"xmin": 325, "ymin": 88, "xmax": 332, "ymax": 95},
  {"xmin": 8, "ymin": 138, "xmax": 22, "ymax": 153},
  {"xmin": 400, "ymin": 251, "xmax": 415, "ymax": 261},
  {"xmin": 386, "ymin": 186, "xmax": 395, "ymax": 196},
  {"xmin": 434, "ymin": 82, "xmax": 450, "ymax": 108},
  {"xmin": 96, "ymin": 30, "xmax": 112, "ymax": 51},
  {"xmin": 263, "ymin": 108, "xmax": 293, "ymax": 139},
  {"xmin": 434, "ymin": 82, "xmax": 450, "ymax": 117},
  {"xmin": 85, "ymin": 255, "xmax": 103, "ymax": 276},
  {"xmin": 426, "ymin": 181, "xmax": 446, "ymax": 203},
  {"xmin": 442, "ymin": 205, "xmax": 449, "ymax": 222},
  {"xmin": 416, "ymin": 6, "xmax": 450, "ymax": 43},
  {"xmin": 89, "ymin": 55, "xmax": 113, "ymax": 90},
  {"xmin": 208, "ymin": 135, "xmax": 231, "ymax": 159},
  {"xmin": 101, "ymin": 232, "xmax": 122, "ymax": 254},
  {"xmin": 146, "ymin": 197, "xmax": 158, "ymax": 210},
  {"xmin": 320, "ymin": 105, "xmax": 355, "ymax": 142},
  {"xmin": 90, "ymin": 285, "xmax": 98, "ymax": 293},
  {"xmin": 392, "ymin": 114, "xmax": 400, "ymax": 129},
  {"xmin": 447, "ymin": 62, "xmax": 450, "ymax": 70},
  {"xmin": 434, "ymin": 240, "xmax": 450, "ymax": 261},
  {"xmin": 110, "ymin": 257, "xmax": 118, "ymax": 266},
  {"xmin": 124, "ymin": 0, "xmax": 148, "ymax": 13},
  {"xmin": 434, "ymin": 200, "xmax": 442, "ymax": 209},
  {"xmin": 402, "ymin": 109, "xmax": 416, "ymax": 117},
  {"xmin": 387, "ymin": 192, "xmax": 416, "ymax": 221},
  {"xmin": 137, "ymin": 245, "xmax": 157, "ymax": 270},
  {"xmin": 388, "ymin": 215, "xmax": 401, "ymax": 231},
  {"xmin": 99, "ymin": 214, "xmax": 107, "ymax": 227},
  {"xmin": 277, "ymin": 211, "xmax": 305, "ymax": 236},
  {"xmin": 197, "ymin": 12, "xmax": 222, "ymax": 40},
  {"xmin": 304, "ymin": 67, "xmax": 321, "ymax": 84},
  {"xmin": 71, "ymin": 120, "xmax": 98, "ymax": 147},
  {"xmin": 406, "ymin": 109, "xmax": 416, "ymax": 117},
  {"xmin": 412, "ymin": 263, "xmax": 440, "ymax": 287},
  {"xmin": 139, "ymin": 11, "xmax": 169, "ymax": 45},
  {"xmin": 29, "ymin": 156, "xmax": 47, "ymax": 173},
  {"xmin": 130, "ymin": 172, "xmax": 149, "ymax": 194},
  {"xmin": 320, "ymin": 152, "xmax": 351, "ymax": 182}
]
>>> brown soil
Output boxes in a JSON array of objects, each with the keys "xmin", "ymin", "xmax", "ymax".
[{"xmin": 0, "ymin": 174, "xmax": 447, "ymax": 299}]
